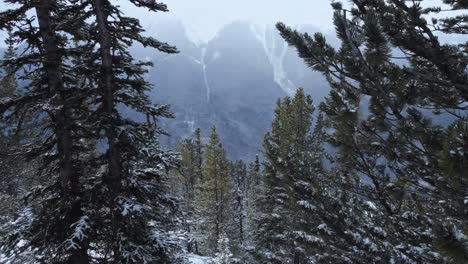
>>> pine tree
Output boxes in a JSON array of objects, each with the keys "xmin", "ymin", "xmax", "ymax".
[
  {"xmin": 194, "ymin": 128, "xmax": 204, "ymax": 182},
  {"xmin": 241, "ymin": 155, "xmax": 262, "ymax": 262},
  {"xmin": 0, "ymin": 31, "xmax": 20, "ymax": 237},
  {"xmin": 277, "ymin": 0, "xmax": 467, "ymax": 261},
  {"xmin": 0, "ymin": 31, "xmax": 19, "ymax": 198},
  {"xmin": 1, "ymin": 0, "xmax": 182, "ymax": 262},
  {"xmin": 254, "ymin": 88, "xmax": 322, "ymax": 263},
  {"xmin": 0, "ymin": 2, "xmax": 93, "ymax": 262},
  {"xmin": 176, "ymin": 128, "xmax": 205, "ymax": 253},
  {"xmin": 195, "ymin": 126, "xmax": 231, "ymax": 256},
  {"xmin": 227, "ymin": 160, "xmax": 247, "ymax": 258},
  {"xmin": 70, "ymin": 0, "xmax": 181, "ymax": 262},
  {"xmin": 0, "ymin": 30, "xmax": 16, "ymax": 98},
  {"xmin": 210, "ymin": 233, "xmax": 235, "ymax": 264}
]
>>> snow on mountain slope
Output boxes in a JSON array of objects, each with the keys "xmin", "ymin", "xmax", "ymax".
[
  {"xmin": 200, "ymin": 46, "xmax": 211, "ymax": 102},
  {"xmin": 250, "ymin": 24, "xmax": 296, "ymax": 96},
  {"xmin": 138, "ymin": 20, "xmax": 331, "ymax": 160}
]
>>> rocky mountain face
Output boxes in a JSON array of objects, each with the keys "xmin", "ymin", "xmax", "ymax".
[{"xmin": 132, "ymin": 20, "xmax": 331, "ymax": 160}]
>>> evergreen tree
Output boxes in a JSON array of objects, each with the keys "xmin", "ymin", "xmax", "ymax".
[
  {"xmin": 0, "ymin": 31, "xmax": 19, "ymax": 199},
  {"xmin": 244, "ymin": 155, "xmax": 261, "ymax": 243},
  {"xmin": 0, "ymin": 30, "xmax": 16, "ymax": 98},
  {"xmin": 0, "ymin": 31, "xmax": 20, "ymax": 236},
  {"xmin": 71, "ymin": 0, "xmax": 181, "ymax": 262},
  {"xmin": 277, "ymin": 0, "xmax": 467, "ymax": 261},
  {"xmin": 0, "ymin": 2, "xmax": 93, "ymax": 262},
  {"xmin": 254, "ymin": 88, "xmax": 322, "ymax": 263},
  {"xmin": 0, "ymin": 0, "xmax": 182, "ymax": 263},
  {"xmin": 210, "ymin": 233, "xmax": 235, "ymax": 264},
  {"xmin": 176, "ymin": 128, "xmax": 204, "ymax": 254},
  {"xmin": 195, "ymin": 126, "xmax": 231, "ymax": 256},
  {"xmin": 227, "ymin": 160, "xmax": 247, "ymax": 258}
]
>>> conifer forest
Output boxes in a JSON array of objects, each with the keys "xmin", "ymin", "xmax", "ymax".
[{"xmin": 0, "ymin": 0, "xmax": 467, "ymax": 263}]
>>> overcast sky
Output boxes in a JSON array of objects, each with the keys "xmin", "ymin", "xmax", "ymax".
[
  {"xmin": 134, "ymin": 0, "xmax": 335, "ymax": 41},
  {"xmin": 0, "ymin": 0, "xmax": 335, "ymax": 46}
]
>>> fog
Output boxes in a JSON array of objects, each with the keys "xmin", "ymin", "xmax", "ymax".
[
  {"xmin": 0, "ymin": 0, "xmax": 335, "ymax": 46},
  {"xmin": 127, "ymin": 0, "xmax": 334, "ymax": 41}
]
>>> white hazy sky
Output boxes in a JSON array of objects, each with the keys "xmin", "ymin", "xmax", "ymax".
[
  {"xmin": 0, "ymin": 0, "xmax": 335, "ymax": 46},
  {"xmin": 139, "ymin": 0, "xmax": 335, "ymax": 40}
]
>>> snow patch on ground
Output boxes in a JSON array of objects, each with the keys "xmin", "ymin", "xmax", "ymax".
[{"xmin": 188, "ymin": 254, "xmax": 212, "ymax": 264}]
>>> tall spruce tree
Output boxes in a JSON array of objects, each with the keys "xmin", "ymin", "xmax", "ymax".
[
  {"xmin": 254, "ymin": 88, "xmax": 323, "ymax": 263},
  {"xmin": 0, "ymin": 31, "xmax": 18, "ymax": 198},
  {"xmin": 176, "ymin": 128, "xmax": 205, "ymax": 253},
  {"xmin": 195, "ymin": 126, "xmax": 231, "ymax": 256},
  {"xmin": 0, "ymin": 31, "xmax": 19, "ymax": 237},
  {"xmin": 0, "ymin": 30, "xmax": 16, "ymax": 98},
  {"xmin": 0, "ymin": 1, "xmax": 93, "ymax": 262},
  {"xmin": 69, "ymin": 0, "xmax": 181, "ymax": 262},
  {"xmin": 241, "ymin": 155, "xmax": 261, "ymax": 262},
  {"xmin": 0, "ymin": 0, "xmax": 182, "ymax": 263},
  {"xmin": 227, "ymin": 159, "xmax": 248, "ymax": 258},
  {"xmin": 278, "ymin": 0, "xmax": 467, "ymax": 262}
]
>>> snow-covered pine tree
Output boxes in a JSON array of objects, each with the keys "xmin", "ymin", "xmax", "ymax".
[
  {"xmin": 0, "ymin": 31, "xmax": 19, "ymax": 199},
  {"xmin": 0, "ymin": 1, "xmax": 94, "ymax": 262},
  {"xmin": 195, "ymin": 126, "xmax": 231, "ymax": 256},
  {"xmin": 63, "ymin": 0, "xmax": 182, "ymax": 262},
  {"xmin": 253, "ymin": 97, "xmax": 292, "ymax": 264},
  {"xmin": 1, "ymin": 0, "xmax": 183, "ymax": 262},
  {"xmin": 0, "ymin": 30, "xmax": 16, "ymax": 98},
  {"xmin": 243, "ymin": 154, "xmax": 261, "ymax": 256},
  {"xmin": 176, "ymin": 128, "xmax": 205, "ymax": 254},
  {"xmin": 0, "ymin": 33, "xmax": 40, "ymax": 237},
  {"xmin": 227, "ymin": 159, "xmax": 247, "ymax": 258},
  {"xmin": 254, "ymin": 88, "xmax": 325, "ymax": 263},
  {"xmin": 0, "ymin": 31, "xmax": 20, "ymax": 236},
  {"xmin": 277, "ymin": 0, "xmax": 467, "ymax": 261},
  {"xmin": 210, "ymin": 233, "xmax": 235, "ymax": 264},
  {"xmin": 194, "ymin": 128, "xmax": 204, "ymax": 182}
]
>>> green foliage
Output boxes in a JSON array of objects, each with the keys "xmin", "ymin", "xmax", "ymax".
[
  {"xmin": 0, "ymin": 1, "xmax": 181, "ymax": 263},
  {"xmin": 277, "ymin": 0, "xmax": 468, "ymax": 262},
  {"xmin": 195, "ymin": 126, "xmax": 231, "ymax": 255},
  {"xmin": 255, "ymin": 88, "xmax": 326, "ymax": 263}
]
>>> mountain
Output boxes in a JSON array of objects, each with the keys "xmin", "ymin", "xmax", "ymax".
[{"xmin": 133, "ymin": 20, "xmax": 331, "ymax": 160}]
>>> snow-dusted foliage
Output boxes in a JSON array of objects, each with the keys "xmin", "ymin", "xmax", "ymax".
[
  {"xmin": 209, "ymin": 235, "xmax": 235, "ymax": 264},
  {"xmin": 276, "ymin": 0, "xmax": 468, "ymax": 262},
  {"xmin": 0, "ymin": 0, "xmax": 183, "ymax": 263},
  {"xmin": 1, "ymin": 0, "xmax": 467, "ymax": 263}
]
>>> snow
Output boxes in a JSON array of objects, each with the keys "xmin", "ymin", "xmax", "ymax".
[
  {"xmin": 188, "ymin": 254, "xmax": 212, "ymax": 264},
  {"xmin": 365, "ymin": 201, "xmax": 377, "ymax": 210},
  {"xmin": 118, "ymin": 197, "xmax": 147, "ymax": 216},
  {"xmin": 66, "ymin": 216, "xmax": 90, "ymax": 250},
  {"xmin": 212, "ymin": 51, "xmax": 221, "ymax": 61},
  {"xmin": 250, "ymin": 24, "xmax": 297, "ymax": 96},
  {"xmin": 201, "ymin": 47, "xmax": 211, "ymax": 102},
  {"xmin": 297, "ymin": 200, "xmax": 315, "ymax": 210},
  {"xmin": 292, "ymin": 231, "xmax": 324, "ymax": 244}
]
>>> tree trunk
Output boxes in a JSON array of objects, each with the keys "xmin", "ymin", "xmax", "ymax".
[
  {"xmin": 94, "ymin": 0, "xmax": 123, "ymax": 262},
  {"xmin": 35, "ymin": 1, "xmax": 89, "ymax": 263}
]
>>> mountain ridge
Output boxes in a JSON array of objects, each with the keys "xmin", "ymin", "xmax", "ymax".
[{"xmin": 137, "ymin": 20, "xmax": 331, "ymax": 160}]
